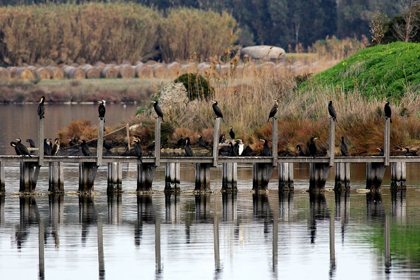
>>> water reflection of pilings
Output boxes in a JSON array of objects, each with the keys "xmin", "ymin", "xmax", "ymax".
[
  {"xmin": 0, "ymin": 195, "xmax": 4, "ymax": 226},
  {"xmin": 279, "ymin": 191, "xmax": 294, "ymax": 221},
  {"xmin": 135, "ymin": 195, "xmax": 155, "ymax": 247},
  {"xmin": 334, "ymin": 190, "xmax": 350, "ymax": 243},
  {"xmin": 107, "ymin": 193, "xmax": 122, "ymax": 224},
  {"xmin": 253, "ymin": 194, "xmax": 270, "ymax": 217},
  {"xmin": 79, "ymin": 195, "xmax": 97, "ymax": 245},
  {"xmin": 222, "ymin": 192, "xmax": 237, "ymax": 222},
  {"xmin": 195, "ymin": 194, "xmax": 211, "ymax": 221},
  {"xmin": 48, "ymin": 194, "xmax": 63, "ymax": 248},
  {"xmin": 16, "ymin": 196, "xmax": 39, "ymax": 249},
  {"xmin": 391, "ymin": 190, "xmax": 406, "ymax": 223},
  {"xmin": 165, "ymin": 192, "xmax": 180, "ymax": 223},
  {"xmin": 309, "ymin": 193, "xmax": 329, "ymax": 244},
  {"xmin": 366, "ymin": 192, "xmax": 385, "ymax": 219}
]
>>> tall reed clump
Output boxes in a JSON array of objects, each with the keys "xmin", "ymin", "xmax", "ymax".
[
  {"xmin": 0, "ymin": 3, "xmax": 161, "ymax": 65},
  {"xmin": 159, "ymin": 8, "xmax": 238, "ymax": 62}
]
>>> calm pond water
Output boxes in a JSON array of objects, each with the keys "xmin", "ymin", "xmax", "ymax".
[{"xmin": 1, "ymin": 105, "xmax": 420, "ymax": 279}]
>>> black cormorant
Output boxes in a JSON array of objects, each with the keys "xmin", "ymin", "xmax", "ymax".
[
  {"xmin": 16, "ymin": 138, "xmax": 31, "ymax": 157},
  {"xmin": 238, "ymin": 139, "xmax": 244, "ymax": 155},
  {"xmin": 51, "ymin": 138, "xmax": 60, "ymax": 156},
  {"xmin": 384, "ymin": 101, "xmax": 392, "ymax": 123},
  {"xmin": 152, "ymin": 100, "xmax": 164, "ymax": 122},
  {"xmin": 296, "ymin": 145, "xmax": 306, "ymax": 156},
  {"xmin": 103, "ymin": 140, "xmax": 113, "ymax": 152},
  {"xmin": 267, "ymin": 99, "xmax": 278, "ymax": 122},
  {"xmin": 219, "ymin": 133, "xmax": 225, "ymax": 144},
  {"xmin": 229, "ymin": 127, "xmax": 235, "ymax": 140},
  {"xmin": 218, "ymin": 144, "xmax": 232, "ymax": 156},
  {"xmin": 309, "ymin": 137, "xmax": 318, "ymax": 158},
  {"xmin": 241, "ymin": 145, "xmax": 253, "ymax": 156},
  {"xmin": 184, "ymin": 137, "xmax": 194, "ymax": 157},
  {"xmin": 11, "ymin": 142, "xmax": 21, "ymax": 155},
  {"xmin": 377, "ymin": 148, "xmax": 384, "ymax": 156},
  {"xmin": 198, "ymin": 135, "xmax": 209, "ymax": 150},
  {"xmin": 44, "ymin": 139, "xmax": 51, "ymax": 156},
  {"xmin": 176, "ymin": 135, "xmax": 185, "ymax": 148},
  {"xmin": 37, "ymin": 96, "xmax": 45, "ymax": 119},
  {"xmin": 146, "ymin": 141, "xmax": 155, "ymax": 151},
  {"xmin": 81, "ymin": 140, "xmax": 91, "ymax": 156},
  {"xmin": 403, "ymin": 148, "xmax": 418, "ymax": 156},
  {"xmin": 232, "ymin": 140, "xmax": 239, "ymax": 156},
  {"xmin": 340, "ymin": 136, "xmax": 349, "ymax": 156},
  {"xmin": 212, "ymin": 100, "xmax": 224, "ymax": 122},
  {"xmin": 69, "ymin": 138, "xmax": 77, "ymax": 146},
  {"xmin": 133, "ymin": 138, "xmax": 143, "ymax": 162},
  {"xmin": 26, "ymin": 139, "xmax": 36, "ymax": 148},
  {"xmin": 261, "ymin": 139, "xmax": 272, "ymax": 156},
  {"xmin": 328, "ymin": 101, "xmax": 337, "ymax": 122},
  {"xmin": 98, "ymin": 100, "xmax": 106, "ymax": 120}
]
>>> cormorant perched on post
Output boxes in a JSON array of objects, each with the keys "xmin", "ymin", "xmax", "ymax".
[
  {"xmin": 241, "ymin": 145, "xmax": 253, "ymax": 156},
  {"xmin": 267, "ymin": 99, "xmax": 278, "ymax": 122},
  {"xmin": 81, "ymin": 140, "xmax": 90, "ymax": 156},
  {"xmin": 384, "ymin": 101, "xmax": 392, "ymax": 123},
  {"xmin": 51, "ymin": 138, "xmax": 60, "ymax": 156},
  {"xmin": 229, "ymin": 127, "xmax": 235, "ymax": 140},
  {"xmin": 98, "ymin": 100, "xmax": 106, "ymax": 120},
  {"xmin": 219, "ymin": 133, "xmax": 225, "ymax": 144},
  {"xmin": 328, "ymin": 101, "xmax": 337, "ymax": 122},
  {"xmin": 37, "ymin": 96, "xmax": 45, "ymax": 119},
  {"xmin": 377, "ymin": 148, "xmax": 384, "ymax": 156},
  {"xmin": 198, "ymin": 135, "xmax": 209, "ymax": 150},
  {"xmin": 26, "ymin": 139, "xmax": 36, "ymax": 148},
  {"xmin": 132, "ymin": 138, "xmax": 143, "ymax": 163},
  {"xmin": 403, "ymin": 148, "xmax": 418, "ymax": 156},
  {"xmin": 309, "ymin": 137, "xmax": 318, "ymax": 158},
  {"xmin": 340, "ymin": 136, "xmax": 349, "ymax": 156},
  {"xmin": 296, "ymin": 145, "xmax": 306, "ymax": 156},
  {"xmin": 260, "ymin": 139, "xmax": 272, "ymax": 156},
  {"xmin": 212, "ymin": 100, "xmax": 225, "ymax": 122},
  {"xmin": 44, "ymin": 139, "xmax": 52, "ymax": 156},
  {"xmin": 11, "ymin": 142, "xmax": 21, "ymax": 155},
  {"xmin": 184, "ymin": 137, "xmax": 193, "ymax": 157},
  {"xmin": 15, "ymin": 138, "xmax": 31, "ymax": 157},
  {"xmin": 152, "ymin": 100, "xmax": 164, "ymax": 122}
]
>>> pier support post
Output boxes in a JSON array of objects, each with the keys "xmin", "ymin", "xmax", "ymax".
[
  {"xmin": 38, "ymin": 117, "xmax": 44, "ymax": 166},
  {"xmin": 272, "ymin": 117, "xmax": 278, "ymax": 166},
  {"xmin": 20, "ymin": 162, "xmax": 40, "ymax": 193},
  {"xmin": 222, "ymin": 163, "xmax": 237, "ymax": 192},
  {"xmin": 329, "ymin": 118, "xmax": 335, "ymax": 167},
  {"xmin": 278, "ymin": 162, "xmax": 294, "ymax": 191},
  {"xmin": 366, "ymin": 162, "xmax": 386, "ymax": 192},
  {"xmin": 165, "ymin": 162, "xmax": 180, "ymax": 192},
  {"xmin": 384, "ymin": 118, "xmax": 390, "ymax": 166},
  {"xmin": 253, "ymin": 163, "xmax": 274, "ymax": 191},
  {"xmin": 137, "ymin": 162, "xmax": 155, "ymax": 192},
  {"xmin": 334, "ymin": 162, "xmax": 350, "ymax": 190},
  {"xmin": 0, "ymin": 161, "xmax": 4, "ymax": 194},
  {"xmin": 97, "ymin": 118, "xmax": 104, "ymax": 166},
  {"xmin": 391, "ymin": 162, "xmax": 406, "ymax": 190},
  {"xmin": 155, "ymin": 118, "xmax": 161, "ymax": 167},
  {"xmin": 48, "ymin": 162, "xmax": 64, "ymax": 193},
  {"xmin": 107, "ymin": 162, "xmax": 123, "ymax": 193},
  {"xmin": 78, "ymin": 162, "xmax": 98, "ymax": 193},
  {"xmin": 213, "ymin": 118, "xmax": 220, "ymax": 167},
  {"xmin": 309, "ymin": 163, "xmax": 331, "ymax": 192},
  {"xmin": 195, "ymin": 163, "xmax": 212, "ymax": 191}
]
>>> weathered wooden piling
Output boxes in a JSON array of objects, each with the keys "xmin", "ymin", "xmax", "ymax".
[
  {"xmin": 309, "ymin": 163, "xmax": 331, "ymax": 191},
  {"xmin": 384, "ymin": 118, "xmax": 390, "ymax": 166},
  {"xmin": 329, "ymin": 118, "xmax": 335, "ymax": 167},
  {"xmin": 272, "ymin": 117, "xmax": 278, "ymax": 166},
  {"xmin": 334, "ymin": 162, "xmax": 350, "ymax": 190},
  {"xmin": 195, "ymin": 163, "xmax": 212, "ymax": 191},
  {"xmin": 0, "ymin": 161, "xmax": 4, "ymax": 193},
  {"xmin": 38, "ymin": 117, "xmax": 44, "ymax": 166},
  {"xmin": 212, "ymin": 118, "xmax": 220, "ymax": 167},
  {"xmin": 278, "ymin": 162, "xmax": 293, "ymax": 190},
  {"xmin": 366, "ymin": 162, "xmax": 386, "ymax": 191},
  {"xmin": 107, "ymin": 162, "xmax": 122, "ymax": 193},
  {"xmin": 49, "ymin": 162, "xmax": 64, "ymax": 193},
  {"xmin": 165, "ymin": 162, "xmax": 180, "ymax": 191},
  {"xmin": 79, "ymin": 162, "xmax": 98, "ymax": 193},
  {"xmin": 20, "ymin": 162, "xmax": 40, "ymax": 192},
  {"xmin": 97, "ymin": 118, "xmax": 104, "ymax": 166},
  {"xmin": 253, "ymin": 163, "xmax": 274, "ymax": 191},
  {"xmin": 0, "ymin": 195, "xmax": 4, "ymax": 226},
  {"xmin": 391, "ymin": 162, "xmax": 406, "ymax": 190},
  {"xmin": 155, "ymin": 118, "xmax": 161, "ymax": 167},
  {"xmin": 107, "ymin": 193, "xmax": 122, "ymax": 224},
  {"xmin": 222, "ymin": 163, "xmax": 237, "ymax": 191},
  {"xmin": 222, "ymin": 192, "xmax": 237, "ymax": 221},
  {"xmin": 137, "ymin": 162, "xmax": 155, "ymax": 191}
]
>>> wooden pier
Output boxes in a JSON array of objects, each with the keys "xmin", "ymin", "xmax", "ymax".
[{"xmin": 0, "ymin": 115, "xmax": 416, "ymax": 195}]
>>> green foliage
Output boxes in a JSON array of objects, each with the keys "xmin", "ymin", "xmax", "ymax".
[
  {"xmin": 174, "ymin": 73, "xmax": 214, "ymax": 101},
  {"xmin": 136, "ymin": 106, "xmax": 147, "ymax": 115},
  {"xmin": 304, "ymin": 42, "xmax": 420, "ymax": 99}
]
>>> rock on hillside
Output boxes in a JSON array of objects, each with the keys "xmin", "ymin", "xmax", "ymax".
[{"xmin": 240, "ymin": 45, "xmax": 286, "ymax": 60}]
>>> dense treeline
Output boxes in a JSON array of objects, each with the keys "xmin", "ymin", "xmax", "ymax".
[
  {"xmin": 0, "ymin": 3, "xmax": 236, "ymax": 65},
  {"xmin": 0, "ymin": 0, "xmax": 397, "ymax": 49}
]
